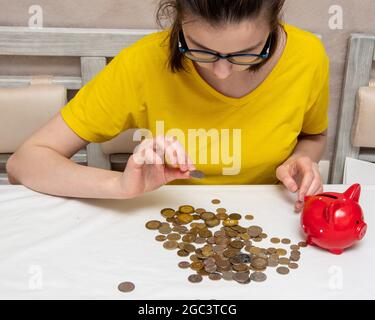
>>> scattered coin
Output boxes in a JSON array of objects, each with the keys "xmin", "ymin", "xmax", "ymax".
[
  {"xmin": 178, "ymin": 261, "xmax": 191, "ymax": 269},
  {"xmin": 250, "ymin": 272, "xmax": 267, "ymax": 282},
  {"xmin": 208, "ymin": 273, "xmax": 222, "ymax": 281},
  {"xmin": 245, "ymin": 214, "xmax": 254, "ymax": 220},
  {"xmin": 247, "ymin": 226, "xmax": 263, "ymax": 237},
  {"xmin": 289, "ymin": 263, "xmax": 299, "ymax": 269},
  {"xmin": 160, "ymin": 208, "xmax": 176, "ymax": 218},
  {"xmin": 179, "ymin": 205, "xmax": 195, "ymax": 214},
  {"xmin": 118, "ymin": 282, "xmax": 135, "ymax": 293},
  {"xmin": 298, "ymin": 241, "xmax": 308, "ymax": 248},
  {"xmin": 211, "ymin": 199, "xmax": 221, "ymax": 204},
  {"xmin": 155, "ymin": 235, "xmax": 167, "ymax": 242},
  {"xmin": 177, "ymin": 213, "xmax": 194, "ymax": 224},
  {"xmin": 276, "ymin": 266, "xmax": 290, "ymax": 275},
  {"xmin": 145, "ymin": 220, "xmax": 161, "ymax": 230},
  {"xmin": 229, "ymin": 213, "xmax": 242, "ymax": 220},
  {"xmin": 188, "ymin": 274, "xmax": 203, "ymax": 283},
  {"xmin": 281, "ymin": 238, "xmax": 291, "ymax": 244},
  {"xmin": 163, "ymin": 240, "xmax": 178, "ymax": 250}
]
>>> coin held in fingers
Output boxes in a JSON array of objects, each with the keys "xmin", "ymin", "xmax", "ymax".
[
  {"xmin": 190, "ymin": 170, "xmax": 205, "ymax": 179},
  {"xmin": 189, "ymin": 170, "xmax": 205, "ymax": 179}
]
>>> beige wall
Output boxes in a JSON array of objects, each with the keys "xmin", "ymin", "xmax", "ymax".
[{"xmin": 1, "ymin": 0, "xmax": 375, "ymax": 162}]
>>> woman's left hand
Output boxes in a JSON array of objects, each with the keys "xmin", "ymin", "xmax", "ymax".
[{"xmin": 276, "ymin": 154, "xmax": 323, "ymax": 213}]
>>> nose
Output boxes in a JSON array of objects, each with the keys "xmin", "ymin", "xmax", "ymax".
[
  {"xmin": 357, "ymin": 222, "xmax": 367, "ymax": 240},
  {"xmin": 212, "ymin": 59, "xmax": 233, "ymax": 80}
]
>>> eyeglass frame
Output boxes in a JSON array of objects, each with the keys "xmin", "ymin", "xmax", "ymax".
[{"xmin": 178, "ymin": 29, "xmax": 273, "ymax": 66}]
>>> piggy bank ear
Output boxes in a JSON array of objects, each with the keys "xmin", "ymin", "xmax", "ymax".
[
  {"xmin": 344, "ymin": 184, "xmax": 361, "ymax": 202},
  {"xmin": 325, "ymin": 201, "xmax": 344, "ymax": 224}
]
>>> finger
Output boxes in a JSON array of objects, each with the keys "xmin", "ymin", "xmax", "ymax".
[
  {"xmin": 306, "ymin": 166, "xmax": 323, "ymax": 196},
  {"xmin": 132, "ymin": 138, "xmax": 157, "ymax": 168},
  {"xmin": 165, "ymin": 137, "xmax": 195, "ymax": 172},
  {"xmin": 164, "ymin": 166, "xmax": 191, "ymax": 183},
  {"xmin": 294, "ymin": 200, "xmax": 304, "ymax": 213},
  {"xmin": 297, "ymin": 161, "xmax": 314, "ymax": 202},
  {"xmin": 276, "ymin": 165, "xmax": 298, "ymax": 193}
]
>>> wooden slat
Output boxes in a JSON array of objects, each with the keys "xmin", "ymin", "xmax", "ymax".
[
  {"xmin": 0, "ymin": 75, "xmax": 82, "ymax": 89},
  {"xmin": 0, "ymin": 27, "xmax": 155, "ymax": 57},
  {"xmin": 81, "ymin": 57, "xmax": 111, "ymax": 170},
  {"xmin": 330, "ymin": 34, "xmax": 375, "ymax": 184}
]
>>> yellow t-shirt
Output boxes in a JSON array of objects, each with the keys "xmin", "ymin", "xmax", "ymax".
[{"xmin": 61, "ymin": 23, "xmax": 329, "ymax": 185}]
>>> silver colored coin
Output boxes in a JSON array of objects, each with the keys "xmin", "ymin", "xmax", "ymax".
[
  {"xmin": 189, "ymin": 170, "xmax": 205, "ymax": 179},
  {"xmin": 250, "ymin": 272, "xmax": 267, "ymax": 282}
]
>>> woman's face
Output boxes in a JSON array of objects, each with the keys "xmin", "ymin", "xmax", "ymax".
[{"xmin": 182, "ymin": 16, "xmax": 271, "ymax": 80}]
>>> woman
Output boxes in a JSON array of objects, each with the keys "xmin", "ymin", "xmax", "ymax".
[{"xmin": 7, "ymin": 0, "xmax": 329, "ymax": 213}]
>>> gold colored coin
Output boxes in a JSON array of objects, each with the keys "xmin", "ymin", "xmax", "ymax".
[
  {"xmin": 279, "ymin": 257, "xmax": 290, "ymax": 265},
  {"xmin": 245, "ymin": 214, "xmax": 254, "ymax": 220},
  {"xmin": 281, "ymin": 238, "xmax": 291, "ymax": 244},
  {"xmin": 271, "ymin": 238, "xmax": 280, "ymax": 244},
  {"xmin": 211, "ymin": 199, "xmax": 221, "ymax": 204},
  {"xmin": 223, "ymin": 219, "xmax": 238, "ymax": 227},
  {"xmin": 216, "ymin": 208, "xmax": 227, "ymax": 214},
  {"xmin": 177, "ymin": 249, "xmax": 189, "ymax": 257},
  {"xmin": 167, "ymin": 233, "xmax": 181, "ymax": 241},
  {"xmin": 298, "ymin": 241, "xmax": 308, "ymax": 248},
  {"xmin": 276, "ymin": 248, "xmax": 287, "ymax": 256},
  {"xmin": 216, "ymin": 213, "xmax": 229, "ymax": 220},
  {"xmin": 179, "ymin": 205, "xmax": 195, "ymax": 214},
  {"xmin": 155, "ymin": 235, "xmax": 166, "ymax": 242},
  {"xmin": 161, "ymin": 208, "xmax": 176, "ymax": 218},
  {"xmin": 177, "ymin": 213, "xmax": 194, "ymax": 224},
  {"xmin": 195, "ymin": 208, "xmax": 206, "ymax": 214},
  {"xmin": 205, "ymin": 218, "xmax": 220, "ymax": 228},
  {"xmin": 247, "ymin": 226, "xmax": 263, "ymax": 237},
  {"xmin": 163, "ymin": 240, "xmax": 178, "ymax": 250},
  {"xmin": 145, "ymin": 220, "xmax": 161, "ymax": 230},
  {"xmin": 249, "ymin": 246, "xmax": 262, "ymax": 255},
  {"xmin": 276, "ymin": 266, "xmax": 290, "ymax": 275},
  {"xmin": 201, "ymin": 212, "xmax": 216, "ymax": 220},
  {"xmin": 190, "ymin": 261, "xmax": 204, "ymax": 271},
  {"xmin": 198, "ymin": 229, "xmax": 212, "ymax": 238},
  {"xmin": 228, "ymin": 213, "xmax": 242, "ymax": 220}
]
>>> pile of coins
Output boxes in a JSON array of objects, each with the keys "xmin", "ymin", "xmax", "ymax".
[{"xmin": 146, "ymin": 199, "xmax": 307, "ymax": 284}]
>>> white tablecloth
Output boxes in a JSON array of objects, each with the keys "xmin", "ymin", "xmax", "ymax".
[{"xmin": 0, "ymin": 184, "xmax": 374, "ymax": 300}]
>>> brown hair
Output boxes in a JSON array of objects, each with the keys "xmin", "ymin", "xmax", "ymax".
[{"xmin": 156, "ymin": 0, "xmax": 285, "ymax": 73}]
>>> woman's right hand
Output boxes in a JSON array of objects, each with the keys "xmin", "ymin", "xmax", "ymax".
[{"xmin": 118, "ymin": 136, "xmax": 196, "ymax": 199}]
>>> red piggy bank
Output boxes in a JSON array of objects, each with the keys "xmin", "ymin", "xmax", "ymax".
[{"xmin": 301, "ymin": 184, "xmax": 367, "ymax": 255}]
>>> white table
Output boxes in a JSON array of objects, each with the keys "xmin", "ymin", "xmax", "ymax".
[{"xmin": 0, "ymin": 184, "xmax": 374, "ymax": 300}]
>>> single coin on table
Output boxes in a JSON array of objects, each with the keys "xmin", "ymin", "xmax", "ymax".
[{"xmin": 118, "ymin": 282, "xmax": 135, "ymax": 293}]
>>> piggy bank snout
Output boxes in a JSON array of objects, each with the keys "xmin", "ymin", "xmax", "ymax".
[{"xmin": 357, "ymin": 223, "xmax": 367, "ymax": 240}]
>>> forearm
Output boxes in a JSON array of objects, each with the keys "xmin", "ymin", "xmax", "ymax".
[
  {"xmin": 7, "ymin": 145, "xmax": 125, "ymax": 199},
  {"xmin": 290, "ymin": 133, "xmax": 327, "ymax": 163}
]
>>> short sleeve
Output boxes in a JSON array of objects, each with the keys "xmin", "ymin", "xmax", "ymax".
[
  {"xmin": 60, "ymin": 49, "xmax": 139, "ymax": 143},
  {"xmin": 301, "ymin": 55, "xmax": 330, "ymax": 135}
]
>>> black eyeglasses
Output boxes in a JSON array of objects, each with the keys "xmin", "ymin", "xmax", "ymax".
[{"xmin": 178, "ymin": 30, "xmax": 272, "ymax": 66}]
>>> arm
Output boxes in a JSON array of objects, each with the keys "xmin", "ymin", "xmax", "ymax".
[
  {"xmin": 6, "ymin": 113, "xmax": 125, "ymax": 199},
  {"xmin": 6, "ymin": 113, "xmax": 193, "ymax": 200}
]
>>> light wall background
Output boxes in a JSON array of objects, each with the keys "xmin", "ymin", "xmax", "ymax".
[{"xmin": 0, "ymin": 0, "xmax": 375, "ymax": 162}]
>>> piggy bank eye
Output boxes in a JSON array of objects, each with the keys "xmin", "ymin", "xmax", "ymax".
[{"xmin": 356, "ymin": 220, "xmax": 360, "ymax": 224}]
